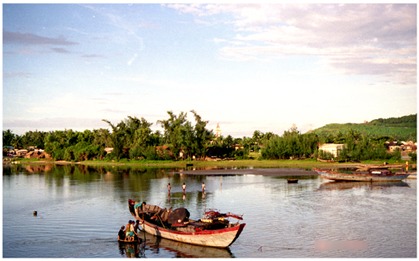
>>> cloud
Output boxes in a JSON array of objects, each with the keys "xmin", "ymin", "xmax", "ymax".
[
  {"xmin": 3, "ymin": 31, "xmax": 78, "ymax": 46},
  {"xmin": 51, "ymin": 47, "xmax": 71, "ymax": 53},
  {"xmin": 168, "ymin": 4, "xmax": 417, "ymax": 84},
  {"xmin": 81, "ymin": 54, "xmax": 105, "ymax": 59}
]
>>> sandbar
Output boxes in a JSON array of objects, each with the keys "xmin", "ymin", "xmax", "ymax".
[{"xmin": 179, "ymin": 168, "xmax": 318, "ymax": 176}]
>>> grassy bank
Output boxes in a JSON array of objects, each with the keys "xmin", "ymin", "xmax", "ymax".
[{"xmin": 10, "ymin": 158, "xmax": 413, "ymax": 170}]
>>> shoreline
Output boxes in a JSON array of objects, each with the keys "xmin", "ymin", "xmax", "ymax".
[
  {"xmin": 3, "ymin": 158, "xmax": 363, "ymax": 169},
  {"xmin": 4, "ymin": 159, "xmax": 416, "ymax": 178},
  {"xmin": 178, "ymin": 167, "xmax": 319, "ymax": 176}
]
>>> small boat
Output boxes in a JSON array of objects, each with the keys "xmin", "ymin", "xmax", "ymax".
[
  {"xmin": 287, "ymin": 179, "xmax": 298, "ymax": 183},
  {"xmin": 314, "ymin": 167, "xmax": 409, "ymax": 182},
  {"xmin": 128, "ymin": 199, "xmax": 245, "ymax": 248}
]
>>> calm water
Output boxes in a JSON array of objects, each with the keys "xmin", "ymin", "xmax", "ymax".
[{"xmin": 3, "ymin": 164, "xmax": 417, "ymax": 258}]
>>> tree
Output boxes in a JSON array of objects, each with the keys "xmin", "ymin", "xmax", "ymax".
[
  {"xmin": 44, "ymin": 130, "xmax": 68, "ymax": 160},
  {"xmin": 3, "ymin": 129, "xmax": 15, "ymax": 147},
  {"xmin": 158, "ymin": 111, "xmax": 189, "ymax": 159},
  {"xmin": 190, "ymin": 110, "xmax": 212, "ymax": 159},
  {"xmin": 102, "ymin": 119, "xmax": 125, "ymax": 160}
]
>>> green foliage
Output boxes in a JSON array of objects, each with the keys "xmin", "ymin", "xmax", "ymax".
[
  {"xmin": 5, "ymin": 113, "xmax": 417, "ymax": 162},
  {"xmin": 317, "ymin": 150, "xmax": 334, "ymax": 160},
  {"xmin": 158, "ymin": 110, "xmax": 213, "ymax": 160},
  {"xmin": 313, "ymin": 114, "xmax": 417, "ymax": 142},
  {"xmin": 3, "ymin": 129, "xmax": 15, "ymax": 147},
  {"xmin": 408, "ymin": 151, "xmax": 417, "ymax": 162},
  {"xmin": 369, "ymin": 114, "xmax": 417, "ymax": 128},
  {"xmin": 261, "ymin": 127, "xmax": 318, "ymax": 160}
]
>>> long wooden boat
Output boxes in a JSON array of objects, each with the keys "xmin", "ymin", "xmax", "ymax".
[
  {"xmin": 128, "ymin": 199, "xmax": 245, "ymax": 248},
  {"xmin": 314, "ymin": 167, "xmax": 409, "ymax": 182}
]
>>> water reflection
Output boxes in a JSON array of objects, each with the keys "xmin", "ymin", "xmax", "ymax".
[
  {"xmin": 3, "ymin": 164, "xmax": 416, "ymax": 258},
  {"xmin": 141, "ymin": 231, "xmax": 234, "ymax": 258},
  {"xmin": 118, "ymin": 242, "xmax": 146, "ymax": 258}
]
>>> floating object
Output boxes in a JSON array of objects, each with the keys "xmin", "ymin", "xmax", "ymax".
[{"xmin": 287, "ymin": 179, "xmax": 298, "ymax": 184}]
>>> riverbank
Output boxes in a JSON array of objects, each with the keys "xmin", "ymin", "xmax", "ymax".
[
  {"xmin": 179, "ymin": 167, "xmax": 319, "ymax": 176},
  {"xmin": 7, "ymin": 158, "xmax": 414, "ymax": 171}
]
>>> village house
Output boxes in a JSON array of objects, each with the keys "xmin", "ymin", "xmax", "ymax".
[
  {"xmin": 401, "ymin": 141, "xmax": 417, "ymax": 152},
  {"xmin": 386, "ymin": 141, "xmax": 401, "ymax": 153},
  {"xmin": 385, "ymin": 141, "xmax": 417, "ymax": 153},
  {"xmin": 104, "ymin": 147, "xmax": 114, "ymax": 154},
  {"xmin": 318, "ymin": 143, "xmax": 345, "ymax": 158},
  {"xmin": 15, "ymin": 149, "xmax": 28, "ymax": 157}
]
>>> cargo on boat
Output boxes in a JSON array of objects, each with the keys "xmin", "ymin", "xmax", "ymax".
[{"xmin": 128, "ymin": 199, "xmax": 245, "ymax": 248}]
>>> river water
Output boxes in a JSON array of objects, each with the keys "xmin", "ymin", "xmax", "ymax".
[{"xmin": 2, "ymin": 164, "xmax": 417, "ymax": 258}]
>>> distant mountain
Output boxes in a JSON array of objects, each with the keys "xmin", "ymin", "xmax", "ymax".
[{"xmin": 312, "ymin": 114, "xmax": 417, "ymax": 141}]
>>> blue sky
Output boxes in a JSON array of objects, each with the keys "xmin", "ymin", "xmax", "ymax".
[{"xmin": 3, "ymin": 3, "xmax": 417, "ymax": 137}]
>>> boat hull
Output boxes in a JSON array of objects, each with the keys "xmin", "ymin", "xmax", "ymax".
[
  {"xmin": 316, "ymin": 170, "xmax": 409, "ymax": 182},
  {"xmin": 136, "ymin": 218, "xmax": 245, "ymax": 248}
]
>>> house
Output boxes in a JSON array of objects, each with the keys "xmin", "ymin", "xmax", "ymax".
[
  {"xmin": 16, "ymin": 149, "xmax": 28, "ymax": 157},
  {"xmin": 385, "ymin": 141, "xmax": 401, "ymax": 152},
  {"xmin": 318, "ymin": 143, "xmax": 345, "ymax": 158},
  {"xmin": 401, "ymin": 141, "xmax": 417, "ymax": 152},
  {"xmin": 104, "ymin": 147, "xmax": 114, "ymax": 154}
]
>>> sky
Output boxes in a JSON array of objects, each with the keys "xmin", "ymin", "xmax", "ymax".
[{"xmin": 2, "ymin": 3, "xmax": 417, "ymax": 137}]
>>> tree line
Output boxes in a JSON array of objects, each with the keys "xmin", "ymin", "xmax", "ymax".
[{"xmin": 3, "ymin": 111, "xmax": 416, "ymax": 162}]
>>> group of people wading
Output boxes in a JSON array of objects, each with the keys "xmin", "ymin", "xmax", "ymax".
[
  {"xmin": 166, "ymin": 182, "xmax": 206, "ymax": 194},
  {"xmin": 166, "ymin": 182, "xmax": 206, "ymax": 200}
]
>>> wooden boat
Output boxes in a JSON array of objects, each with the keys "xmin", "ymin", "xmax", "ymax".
[
  {"xmin": 287, "ymin": 179, "xmax": 298, "ymax": 183},
  {"xmin": 314, "ymin": 167, "xmax": 409, "ymax": 182},
  {"xmin": 128, "ymin": 199, "xmax": 245, "ymax": 248}
]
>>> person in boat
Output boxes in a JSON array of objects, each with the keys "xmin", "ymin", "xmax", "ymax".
[
  {"xmin": 133, "ymin": 220, "xmax": 141, "ymax": 232},
  {"xmin": 118, "ymin": 226, "xmax": 126, "ymax": 241},
  {"xmin": 182, "ymin": 182, "xmax": 186, "ymax": 193},
  {"xmin": 133, "ymin": 220, "xmax": 142, "ymax": 241},
  {"xmin": 125, "ymin": 220, "xmax": 135, "ymax": 241},
  {"xmin": 134, "ymin": 201, "xmax": 144, "ymax": 217},
  {"xmin": 201, "ymin": 182, "xmax": 206, "ymax": 193},
  {"xmin": 167, "ymin": 183, "xmax": 171, "ymax": 194}
]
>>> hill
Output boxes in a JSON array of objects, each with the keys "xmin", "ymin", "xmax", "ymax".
[{"xmin": 312, "ymin": 114, "xmax": 417, "ymax": 141}]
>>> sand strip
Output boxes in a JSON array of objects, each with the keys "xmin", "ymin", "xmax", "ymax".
[{"xmin": 179, "ymin": 168, "xmax": 318, "ymax": 176}]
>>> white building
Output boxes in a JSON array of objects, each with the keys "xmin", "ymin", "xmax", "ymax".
[{"xmin": 319, "ymin": 143, "xmax": 345, "ymax": 158}]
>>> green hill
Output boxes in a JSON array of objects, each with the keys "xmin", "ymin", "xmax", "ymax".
[{"xmin": 312, "ymin": 114, "xmax": 417, "ymax": 141}]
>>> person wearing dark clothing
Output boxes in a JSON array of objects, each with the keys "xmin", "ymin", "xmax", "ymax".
[
  {"xmin": 133, "ymin": 220, "xmax": 141, "ymax": 241},
  {"xmin": 118, "ymin": 226, "xmax": 126, "ymax": 241}
]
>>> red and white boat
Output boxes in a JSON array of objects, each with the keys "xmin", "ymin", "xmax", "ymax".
[{"xmin": 128, "ymin": 199, "xmax": 245, "ymax": 248}]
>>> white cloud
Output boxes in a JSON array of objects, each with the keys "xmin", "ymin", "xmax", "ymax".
[{"xmin": 168, "ymin": 4, "xmax": 416, "ymax": 85}]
